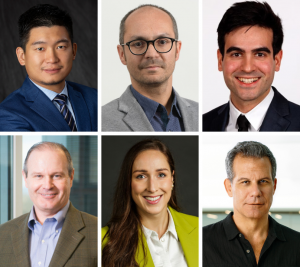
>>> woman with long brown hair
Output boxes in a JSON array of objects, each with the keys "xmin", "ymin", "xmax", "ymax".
[{"xmin": 102, "ymin": 139, "xmax": 198, "ymax": 267}]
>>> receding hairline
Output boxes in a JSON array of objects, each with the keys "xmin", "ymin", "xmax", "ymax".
[{"xmin": 26, "ymin": 143, "xmax": 67, "ymax": 162}]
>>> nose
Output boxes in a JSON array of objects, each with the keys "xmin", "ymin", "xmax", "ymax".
[
  {"xmin": 250, "ymin": 183, "xmax": 262, "ymax": 198},
  {"xmin": 45, "ymin": 48, "xmax": 59, "ymax": 63},
  {"xmin": 241, "ymin": 55, "xmax": 256, "ymax": 73},
  {"xmin": 147, "ymin": 176, "xmax": 158, "ymax": 193},
  {"xmin": 144, "ymin": 42, "xmax": 159, "ymax": 58},
  {"xmin": 43, "ymin": 176, "xmax": 53, "ymax": 190}
]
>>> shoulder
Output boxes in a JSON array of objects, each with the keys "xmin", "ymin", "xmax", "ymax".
[
  {"xmin": 79, "ymin": 210, "xmax": 97, "ymax": 226},
  {"xmin": 101, "ymin": 226, "xmax": 109, "ymax": 248},
  {"xmin": 67, "ymin": 81, "xmax": 97, "ymax": 101},
  {"xmin": 276, "ymin": 221, "xmax": 300, "ymax": 242},
  {"xmin": 203, "ymin": 103, "xmax": 228, "ymax": 119},
  {"xmin": 102, "ymin": 98, "xmax": 121, "ymax": 113},
  {"xmin": 203, "ymin": 219, "xmax": 225, "ymax": 239},
  {"xmin": 0, "ymin": 213, "xmax": 29, "ymax": 234},
  {"xmin": 170, "ymin": 208, "xmax": 198, "ymax": 228},
  {"xmin": 180, "ymin": 97, "xmax": 198, "ymax": 107}
]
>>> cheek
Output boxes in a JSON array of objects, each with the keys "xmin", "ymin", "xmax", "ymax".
[
  {"xmin": 131, "ymin": 181, "xmax": 143, "ymax": 196},
  {"xmin": 223, "ymin": 60, "xmax": 240, "ymax": 76},
  {"xmin": 257, "ymin": 61, "xmax": 274, "ymax": 76}
]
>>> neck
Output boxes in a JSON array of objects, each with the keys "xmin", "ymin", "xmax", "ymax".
[
  {"xmin": 140, "ymin": 208, "xmax": 169, "ymax": 239},
  {"xmin": 230, "ymin": 87, "xmax": 271, "ymax": 113},
  {"xmin": 131, "ymin": 77, "xmax": 173, "ymax": 115}
]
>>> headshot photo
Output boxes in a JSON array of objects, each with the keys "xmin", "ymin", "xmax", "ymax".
[
  {"xmin": 202, "ymin": 135, "xmax": 300, "ymax": 266},
  {"xmin": 202, "ymin": 0, "xmax": 300, "ymax": 131},
  {"xmin": 102, "ymin": 0, "xmax": 199, "ymax": 132},
  {"xmin": 0, "ymin": 0, "xmax": 97, "ymax": 131},
  {"xmin": 101, "ymin": 136, "xmax": 198, "ymax": 266},
  {"xmin": 0, "ymin": 136, "xmax": 97, "ymax": 267}
]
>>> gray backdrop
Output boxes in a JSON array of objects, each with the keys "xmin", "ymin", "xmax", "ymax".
[
  {"xmin": 102, "ymin": 136, "xmax": 198, "ymax": 227},
  {"xmin": 0, "ymin": 0, "xmax": 97, "ymax": 103}
]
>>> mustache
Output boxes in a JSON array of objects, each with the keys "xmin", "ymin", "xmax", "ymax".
[{"xmin": 138, "ymin": 59, "xmax": 166, "ymax": 70}]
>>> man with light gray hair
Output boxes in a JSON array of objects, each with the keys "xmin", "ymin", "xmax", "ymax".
[
  {"xmin": 102, "ymin": 4, "xmax": 198, "ymax": 132},
  {"xmin": 203, "ymin": 141, "xmax": 300, "ymax": 266},
  {"xmin": 0, "ymin": 141, "xmax": 97, "ymax": 267}
]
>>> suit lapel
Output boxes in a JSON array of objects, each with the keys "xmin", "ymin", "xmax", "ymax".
[
  {"xmin": 170, "ymin": 208, "xmax": 198, "ymax": 267},
  {"xmin": 119, "ymin": 86, "xmax": 154, "ymax": 131},
  {"xmin": 260, "ymin": 87, "xmax": 291, "ymax": 131},
  {"xmin": 68, "ymin": 83, "xmax": 91, "ymax": 131},
  {"xmin": 49, "ymin": 204, "xmax": 85, "ymax": 267},
  {"xmin": 211, "ymin": 103, "xmax": 229, "ymax": 131},
  {"xmin": 175, "ymin": 91, "xmax": 195, "ymax": 131},
  {"xmin": 136, "ymin": 233, "xmax": 155, "ymax": 267}
]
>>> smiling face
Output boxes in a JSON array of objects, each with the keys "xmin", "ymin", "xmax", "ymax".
[
  {"xmin": 217, "ymin": 26, "xmax": 282, "ymax": 112},
  {"xmin": 16, "ymin": 25, "xmax": 77, "ymax": 93},
  {"xmin": 131, "ymin": 149, "xmax": 173, "ymax": 218},
  {"xmin": 224, "ymin": 155, "xmax": 277, "ymax": 221},
  {"xmin": 117, "ymin": 7, "xmax": 181, "ymax": 89},
  {"xmin": 23, "ymin": 147, "xmax": 74, "ymax": 222}
]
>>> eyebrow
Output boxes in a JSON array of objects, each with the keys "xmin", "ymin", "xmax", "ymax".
[
  {"xmin": 132, "ymin": 168, "xmax": 169, "ymax": 174},
  {"xmin": 31, "ymin": 39, "xmax": 70, "ymax": 46},
  {"xmin": 127, "ymin": 33, "xmax": 172, "ymax": 41},
  {"xmin": 226, "ymin": 46, "xmax": 271, "ymax": 54},
  {"xmin": 236, "ymin": 177, "xmax": 271, "ymax": 182}
]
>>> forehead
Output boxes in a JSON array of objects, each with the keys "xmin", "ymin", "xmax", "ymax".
[
  {"xmin": 124, "ymin": 7, "xmax": 174, "ymax": 41},
  {"xmin": 133, "ymin": 149, "xmax": 170, "ymax": 168},
  {"xmin": 224, "ymin": 26, "xmax": 273, "ymax": 50}
]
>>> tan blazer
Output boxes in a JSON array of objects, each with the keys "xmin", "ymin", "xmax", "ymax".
[{"xmin": 0, "ymin": 203, "xmax": 97, "ymax": 267}]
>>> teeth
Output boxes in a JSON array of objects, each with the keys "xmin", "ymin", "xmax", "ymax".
[
  {"xmin": 238, "ymin": 77, "xmax": 259, "ymax": 83},
  {"xmin": 42, "ymin": 194, "xmax": 55, "ymax": 196},
  {"xmin": 145, "ymin": 196, "xmax": 160, "ymax": 201}
]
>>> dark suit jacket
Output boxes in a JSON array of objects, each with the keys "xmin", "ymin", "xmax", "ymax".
[
  {"xmin": 203, "ymin": 87, "xmax": 300, "ymax": 131},
  {"xmin": 0, "ymin": 203, "xmax": 97, "ymax": 267},
  {"xmin": 0, "ymin": 76, "xmax": 97, "ymax": 131}
]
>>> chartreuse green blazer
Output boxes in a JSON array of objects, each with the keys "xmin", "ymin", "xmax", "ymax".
[{"xmin": 102, "ymin": 207, "xmax": 198, "ymax": 267}]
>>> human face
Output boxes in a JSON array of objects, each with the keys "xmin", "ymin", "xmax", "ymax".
[
  {"xmin": 16, "ymin": 26, "xmax": 77, "ymax": 93},
  {"xmin": 117, "ymin": 7, "xmax": 181, "ymax": 88},
  {"xmin": 23, "ymin": 148, "xmax": 74, "ymax": 220},
  {"xmin": 224, "ymin": 155, "xmax": 277, "ymax": 221},
  {"xmin": 131, "ymin": 150, "xmax": 174, "ymax": 218},
  {"xmin": 217, "ymin": 26, "xmax": 282, "ymax": 112}
]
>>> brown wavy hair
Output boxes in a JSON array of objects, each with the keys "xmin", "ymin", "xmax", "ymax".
[{"xmin": 102, "ymin": 139, "xmax": 179, "ymax": 267}]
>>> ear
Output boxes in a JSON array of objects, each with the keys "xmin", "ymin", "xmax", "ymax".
[
  {"xmin": 16, "ymin": 47, "xmax": 26, "ymax": 66},
  {"xmin": 217, "ymin": 49, "xmax": 223, "ymax": 71},
  {"xmin": 175, "ymin": 40, "xmax": 182, "ymax": 61},
  {"xmin": 274, "ymin": 50, "xmax": 282, "ymax": 72},
  {"xmin": 224, "ymin": 178, "xmax": 233, "ymax": 197},
  {"xmin": 22, "ymin": 170, "xmax": 28, "ymax": 188},
  {"xmin": 273, "ymin": 178, "xmax": 277, "ymax": 195},
  {"xmin": 117, "ymin": 45, "xmax": 127, "ymax": 65},
  {"xmin": 69, "ymin": 168, "xmax": 75, "ymax": 188},
  {"xmin": 171, "ymin": 170, "xmax": 174, "ymax": 183},
  {"xmin": 72, "ymin": 43, "xmax": 77, "ymax": 60}
]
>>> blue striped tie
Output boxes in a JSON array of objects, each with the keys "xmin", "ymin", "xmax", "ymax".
[{"xmin": 53, "ymin": 94, "xmax": 77, "ymax": 131}]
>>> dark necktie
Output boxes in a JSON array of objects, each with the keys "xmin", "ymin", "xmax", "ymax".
[
  {"xmin": 53, "ymin": 94, "xmax": 77, "ymax": 131},
  {"xmin": 237, "ymin": 114, "xmax": 249, "ymax": 132}
]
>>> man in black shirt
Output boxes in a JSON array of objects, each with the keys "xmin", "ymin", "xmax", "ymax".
[{"xmin": 203, "ymin": 141, "xmax": 300, "ymax": 266}]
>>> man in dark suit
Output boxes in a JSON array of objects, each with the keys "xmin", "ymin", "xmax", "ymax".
[
  {"xmin": 203, "ymin": 1, "xmax": 300, "ymax": 132},
  {"xmin": 0, "ymin": 142, "xmax": 97, "ymax": 267},
  {"xmin": 0, "ymin": 4, "xmax": 97, "ymax": 131}
]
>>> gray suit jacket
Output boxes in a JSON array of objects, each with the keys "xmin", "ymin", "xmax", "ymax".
[
  {"xmin": 0, "ymin": 203, "xmax": 97, "ymax": 267},
  {"xmin": 102, "ymin": 86, "xmax": 198, "ymax": 131}
]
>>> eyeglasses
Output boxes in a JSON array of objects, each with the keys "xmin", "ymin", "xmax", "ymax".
[{"xmin": 121, "ymin": 37, "xmax": 177, "ymax": 55}]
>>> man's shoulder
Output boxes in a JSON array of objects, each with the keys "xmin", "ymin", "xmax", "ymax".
[
  {"xmin": 203, "ymin": 103, "xmax": 228, "ymax": 119},
  {"xmin": 78, "ymin": 210, "xmax": 97, "ymax": 226},
  {"xmin": 276, "ymin": 220, "xmax": 300, "ymax": 242},
  {"xmin": 67, "ymin": 81, "xmax": 97, "ymax": 99},
  {"xmin": 203, "ymin": 218, "xmax": 225, "ymax": 238},
  {"xmin": 0, "ymin": 213, "xmax": 29, "ymax": 233}
]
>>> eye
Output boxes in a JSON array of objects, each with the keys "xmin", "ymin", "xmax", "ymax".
[
  {"xmin": 57, "ymin": 45, "xmax": 65, "ymax": 49},
  {"xmin": 53, "ymin": 174, "xmax": 61, "ymax": 179},
  {"xmin": 131, "ymin": 40, "xmax": 146, "ymax": 49},
  {"xmin": 158, "ymin": 173, "xmax": 166, "ymax": 178},
  {"xmin": 136, "ymin": 174, "xmax": 146, "ymax": 179},
  {"xmin": 36, "ymin": 47, "xmax": 44, "ymax": 51},
  {"xmin": 260, "ymin": 179, "xmax": 267, "ymax": 183},
  {"xmin": 242, "ymin": 180, "xmax": 249, "ymax": 184},
  {"xmin": 231, "ymin": 52, "xmax": 241, "ymax": 57},
  {"xmin": 256, "ymin": 52, "xmax": 265, "ymax": 57}
]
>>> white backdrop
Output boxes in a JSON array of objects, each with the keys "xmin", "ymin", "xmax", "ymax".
[
  {"xmin": 101, "ymin": 0, "xmax": 199, "ymax": 105},
  {"xmin": 202, "ymin": 134, "xmax": 300, "ymax": 211},
  {"xmin": 202, "ymin": 0, "xmax": 300, "ymax": 114}
]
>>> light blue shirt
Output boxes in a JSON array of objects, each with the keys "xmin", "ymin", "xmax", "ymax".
[
  {"xmin": 27, "ymin": 201, "xmax": 70, "ymax": 267},
  {"xmin": 29, "ymin": 78, "xmax": 77, "ymax": 126}
]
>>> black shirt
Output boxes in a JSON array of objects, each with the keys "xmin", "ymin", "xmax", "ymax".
[{"xmin": 203, "ymin": 212, "xmax": 300, "ymax": 267}]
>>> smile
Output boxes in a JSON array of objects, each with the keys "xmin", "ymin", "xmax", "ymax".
[
  {"xmin": 143, "ymin": 195, "xmax": 162, "ymax": 204},
  {"xmin": 237, "ymin": 77, "xmax": 260, "ymax": 84},
  {"xmin": 43, "ymin": 68, "xmax": 62, "ymax": 74},
  {"xmin": 40, "ymin": 193, "xmax": 57, "ymax": 198}
]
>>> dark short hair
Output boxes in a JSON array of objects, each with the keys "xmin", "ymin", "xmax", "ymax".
[
  {"xmin": 217, "ymin": 1, "xmax": 283, "ymax": 59},
  {"xmin": 119, "ymin": 4, "xmax": 178, "ymax": 44},
  {"xmin": 23, "ymin": 141, "xmax": 74, "ymax": 177},
  {"xmin": 18, "ymin": 4, "xmax": 73, "ymax": 51},
  {"xmin": 225, "ymin": 141, "xmax": 276, "ymax": 182}
]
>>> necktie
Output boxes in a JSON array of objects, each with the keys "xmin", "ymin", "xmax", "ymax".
[
  {"xmin": 53, "ymin": 94, "xmax": 77, "ymax": 131},
  {"xmin": 237, "ymin": 114, "xmax": 249, "ymax": 132}
]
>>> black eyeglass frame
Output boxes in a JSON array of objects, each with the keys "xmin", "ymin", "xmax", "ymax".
[{"xmin": 121, "ymin": 37, "xmax": 178, "ymax": 55}]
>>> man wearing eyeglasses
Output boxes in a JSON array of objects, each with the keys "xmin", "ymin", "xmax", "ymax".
[{"xmin": 102, "ymin": 4, "xmax": 198, "ymax": 132}]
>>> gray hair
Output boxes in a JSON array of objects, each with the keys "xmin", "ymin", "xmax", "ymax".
[
  {"xmin": 225, "ymin": 141, "xmax": 276, "ymax": 182},
  {"xmin": 23, "ymin": 141, "xmax": 73, "ymax": 177},
  {"xmin": 119, "ymin": 4, "xmax": 178, "ymax": 44}
]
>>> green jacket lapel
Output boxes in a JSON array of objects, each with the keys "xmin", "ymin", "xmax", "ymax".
[
  {"xmin": 49, "ymin": 203, "xmax": 85, "ymax": 267},
  {"xmin": 136, "ymin": 232, "xmax": 155, "ymax": 267}
]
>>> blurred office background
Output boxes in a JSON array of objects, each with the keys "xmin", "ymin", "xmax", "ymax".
[
  {"xmin": 0, "ymin": 135, "xmax": 97, "ymax": 225},
  {"xmin": 202, "ymin": 135, "xmax": 300, "ymax": 232}
]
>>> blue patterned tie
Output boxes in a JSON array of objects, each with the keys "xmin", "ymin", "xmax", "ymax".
[{"xmin": 53, "ymin": 94, "xmax": 77, "ymax": 131}]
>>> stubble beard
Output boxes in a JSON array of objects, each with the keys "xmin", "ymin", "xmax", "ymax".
[{"xmin": 39, "ymin": 78, "xmax": 65, "ymax": 86}]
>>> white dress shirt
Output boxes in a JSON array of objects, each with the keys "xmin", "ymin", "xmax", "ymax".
[
  {"xmin": 226, "ymin": 88, "xmax": 274, "ymax": 131},
  {"xmin": 142, "ymin": 209, "xmax": 188, "ymax": 267}
]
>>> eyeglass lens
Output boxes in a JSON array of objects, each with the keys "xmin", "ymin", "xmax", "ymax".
[{"xmin": 129, "ymin": 38, "xmax": 173, "ymax": 54}]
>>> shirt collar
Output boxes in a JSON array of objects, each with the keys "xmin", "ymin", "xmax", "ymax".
[
  {"xmin": 28, "ymin": 201, "xmax": 70, "ymax": 230},
  {"xmin": 223, "ymin": 212, "xmax": 286, "ymax": 242},
  {"xmin": 130, "ymin": 85, "xmax": 182, "ymax": 122},
  {"xmin": 142, "ymin": 208, "xmax": 178, "ymax": 241},
  {"xmin": 29, "ymin": 78, "xmax": 68, "ymax": 101},
  {"xmin": 228, "ymin": 87, "xmax": 274, "ymax": 131}
]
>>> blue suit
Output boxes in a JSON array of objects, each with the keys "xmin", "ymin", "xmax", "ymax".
[
  {"xmin": 203, "ymin": 87, "xmax": 300, "ymax": 131},
  {"xmin": 0, "ymin": 77, "xmax": 97, "ymax": 131}
]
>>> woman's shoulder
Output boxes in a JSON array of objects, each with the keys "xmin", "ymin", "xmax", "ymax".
[
  {"xmin": 101, "ymin": 226, "xmax": 109, "ymax": 247},
  {"xmin": 169, "ymin": 207, "xmax": 198, "ymax": 227}
]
